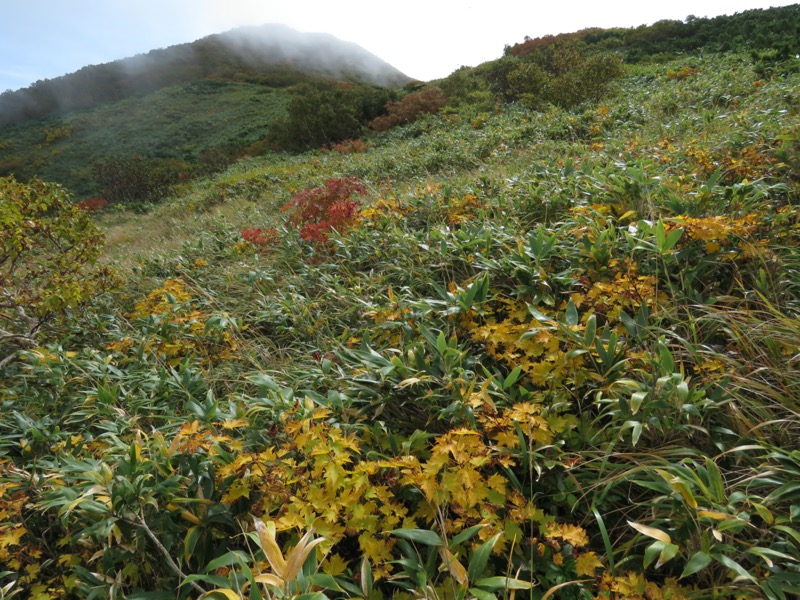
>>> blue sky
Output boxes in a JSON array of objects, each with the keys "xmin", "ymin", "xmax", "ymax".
[{"xmin": 0, "ymin": 0, "xmax": 796, "ymax": 92}]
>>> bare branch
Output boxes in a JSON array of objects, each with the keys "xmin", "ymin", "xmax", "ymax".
[{"xmin": 131, "ymin": 511, "xmax": 208, "ymax": 596}]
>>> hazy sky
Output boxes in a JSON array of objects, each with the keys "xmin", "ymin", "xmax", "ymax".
[{"xmin": 0, "ymin": 0, "xmax": 796, "ymax": 91}]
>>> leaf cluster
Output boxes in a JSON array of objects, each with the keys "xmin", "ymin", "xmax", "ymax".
[{"xmin": 0, "ymin": 176, "xmax": 115, "ymax": 366}]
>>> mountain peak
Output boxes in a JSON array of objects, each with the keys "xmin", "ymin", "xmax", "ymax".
[
  {"xmin": 0, "ymin": 23, "xmax": 412, "ymax": 126},
  {"xmin": 210, "ymin": 23, "xmax": 413, "ymax": 87}
]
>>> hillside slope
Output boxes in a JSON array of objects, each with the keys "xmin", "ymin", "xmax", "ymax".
[
  {"xmin": 2, "ymin": 8, "xmax": 800, "ymax": 600},
  {"xmin": 0, "ymin": 24, "xmax": 412, "ymax": 197}
]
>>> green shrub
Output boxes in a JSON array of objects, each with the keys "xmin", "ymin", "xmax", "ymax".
[
  {"xmin": 91, "ymin": 154, "xmax": 186, "ymax": 205},
  {"xmin": 269, "ymin": 83, "xmax": 394, "ymax": 151},
  {"xmin": 473, "ymin": 44, "xmax": 624, "ymax": 109},
  {"xmin": 0, "ymin": 176, "xmax": 116, "ymax": 367}
]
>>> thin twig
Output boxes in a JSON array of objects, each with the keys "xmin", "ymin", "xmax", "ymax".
[{"xmin": 130, "ymin": 511, "xmax": 208, "ymax": 596}]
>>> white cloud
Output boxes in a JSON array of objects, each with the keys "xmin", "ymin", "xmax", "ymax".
[{"xmin": 1, "ymin": 0, "xmax": 797, "ymax": 90}]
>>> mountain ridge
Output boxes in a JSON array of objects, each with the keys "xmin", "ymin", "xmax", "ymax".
[{"xmin": 0, "ymin": 23, "xmax": 412, "ymax": 126}]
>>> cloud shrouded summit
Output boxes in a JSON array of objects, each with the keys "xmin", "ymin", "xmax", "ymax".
[
  {"xmin": 214, "ymin": 24, "xmax": 414, "ymax": 87},
  {"xmin": 0, "ymin": 24, "xmax": 412, "ymax": 126}
]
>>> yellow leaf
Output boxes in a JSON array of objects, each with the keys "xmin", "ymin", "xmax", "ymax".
[
  {"xmin": 284, "ymin": 529, "xmax": 326, "ymax": 582},
  {"xmin": 57, "ymin": 553, "xmax": 77, "ymax": 566},
  {"xmin": 180, "ymin": 510, "xmax": 202, "ymax": 525},
  {"xmin": 359, "ymin": 533, "xmax": 394, "ymax": 565},
  {"xmin": 575, "ymin": 551, "xmax": 604, "ymax": 576},
  {"xmin": 397, "ymin": 377, "xmax": 424, "ymax": 389},
  {"xmin": 0, "ymin": 525, "xmax": 26, "ymax": 549},
  {"xmin": 697, "ymin": 510, "xmax": 730, "ymax": 520},
  {"xmin": 253, "ymin": 518, "xmax": 287, "ymax": 579},
  {"xmin": 221, "ymin": 478, "xmax": 251, "ymax": 505},
  {"xmin": 253, "ymin": 573, "xmax": 284, "ymax": 587},
  {"xmin": 545, "ymin": 522, "xmax": 589, "ymax": 547},
  {"xmin": 322, "ymin": 553, "xmax": 349, "ymax": 577},
  {"xmin": 199, "ymin": 589, "xmax": 241, "ymax": 600},
  {"xmin": 627, "ymin": 520, "xmax": 671, "ymax": 544},
  {"xmin": 438, "ymin": 546, "xmax": 468, "ymax": 587}
]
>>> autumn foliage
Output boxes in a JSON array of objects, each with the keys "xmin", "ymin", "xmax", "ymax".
[
  {"xmin": 369, "ymin": 86, "xmax": 447, "ymax": 132},
  {"xmin": 240, "ymin": 227, "xmax": 280, "ymax": 250},
  {"xmin": 281, "ymin": 177, "xmax": 367, "ymax": 244},
  {"xmin": 0, "ymin": 177, "xmax": 115, "ymax": 367},
  {"xmin": 75, "ymin": 196, "xmax": 109, "ymax": 211},
  {"xmin": 4, "ymin": 10, "xmax": 800, "ymax": 600}
]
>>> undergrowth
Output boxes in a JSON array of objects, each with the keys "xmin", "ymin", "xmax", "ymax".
[{"xmin": 1, "ymin": 50, "xmax": 800, "ymax": 600}]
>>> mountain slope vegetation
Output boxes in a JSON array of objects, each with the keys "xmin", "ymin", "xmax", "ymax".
[
  {"xmin": 0, "ymin": 23, "xmax": 411, "ymax": 124},
  {"xmin": 2, "ymin": 5, "xmax": 800, "ymax": 600},
  {"xmin": 0, "ymin": 24, "xmax": 411, "ymax": 198}
]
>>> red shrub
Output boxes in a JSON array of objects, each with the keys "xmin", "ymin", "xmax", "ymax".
[
  {"xmin": 369, "ymin": 87, "xmax": 447, "ymax": 132},
  {"xmin": 282, "ymin": 177, "xmax": 367, "ymax": 245},
  {"xmin": 241, "ymin": 227, "xmax": 280, "ymax": 249},
  {"xmin": 330, "ymin": 139, "xmax": 369, "ymax": 154},
  {"xmin": 75, "ymin": 197, "xmax": 109, "ymax": 211}
]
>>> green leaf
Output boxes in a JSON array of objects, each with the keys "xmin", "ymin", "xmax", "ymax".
[
  {"xmin": 643, "ymin": 539, "xmax": 679, "ymax": 569},
  {"xmin": 655, "ymin": 219, "xmax": 666, "ymax": 250},
  {"xmin": 657, "ymin": 340, "xmax": 675, "ymax": 373},
  {"xmin": 184, "ymin": 526, "xmax": 203, "ymax": 563},
  {"xmin": 630, "ymin": 391, "xmax": 647, "ymax": 415},
  {"xmin": 565, "ymin": 299, "xmax": 579, "ymax": 327},
  {"xmin": 715, "ymin": 553, "xmax": 757, "ymax": 583},
  {"xmin": 746, "ymin": 546, "xmax": 798, "ymax": 568},
  {"xmin": 681, "ymin": 551, "xmax": 712, "ymax": 579},
  {"xmin": 592, "ymin": 506, "xmax": 616, "ymax": 574},
  {"xmin": 752, "ymin": 502, "xmax": 774, "ymax": 525},
  {"xmin": 623, "ymin": 420, "xmax": 643, "ymax": 446},
  {"xmin": 767, "ymin": 482, "xmax": 800, "ymax": 502},
  {"xmin": 620, "ymin": 310, "xmax": 638, "ymax": 338},
  {"xmin": 205, "ymin": 550, "xmax": 250, "ymax": 573},
  {"xmin": 180, "ymin": 574, "xmax": 231, "ymax": 589},
  {"xmin": 658, "ymin": 542, "xmax": 680, "ymax": 568},
  {"xmin": 293, "ymin": 593, "xmax": 329, "ymax": 600},
  {"xmin": 308, "ymin": 574, "xmax": 344, "ymax": 592},
  {"xmin": 436, "ymin": 332, "xmax": 448, "ymax": 356},
  {"xmin": 664, "ymin": 227, "xmax": 684, "ymax": 252},
  {"xmin": 526, "ymin": 303, "xmax": 556, "ymax": 324},
  {"xmin": 503, "ymin": 366, "xmax": 522, "ymax": 390},
  {"xmin": 717, "ymin": 518, "xmax": 748, "ymax": 532},
  {"xmin": 248, "ymin": 373, "xmax": 279, "ymax": 392},
  {"xmin": 644, "ymin": 540, "xmax": 664, "ymax": 569},
  {"xmin": 451, "ymin": 524, "xmax": 486, "ymax": 547},
  {"xmin": 774, "ymin": 525, "xmax": 800, "ymax": 546},
  {"xmin": 584, "ymin": 314, "xmax": 597, "ymax": 346},
  {"xmin": 390, "ymin": 528, "xmax": 444, "ymax": 546},
  {"xmin": 468, "ymin": 588, "xmax": 497, "ymax": 600},
  {"xmin": 468, "ymin": 533, "xmax": 502, "ymax": 582}
]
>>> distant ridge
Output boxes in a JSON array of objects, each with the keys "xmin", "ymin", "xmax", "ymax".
[{"xmin": 0, "ymin": 24, "xmax": 412, "ymax": 126}]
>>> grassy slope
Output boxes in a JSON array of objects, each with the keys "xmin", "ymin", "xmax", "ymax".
[
  {"xmin": 0, "ymin": 79, "xmax": 290, "ymax": 197},
  {"xmin": 2, "ymin": 51, "xmax": 800, "ymax": 598}
]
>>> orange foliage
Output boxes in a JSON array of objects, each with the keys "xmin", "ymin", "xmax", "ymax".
[
  {"xmin": 369, "ymin": 87, "xmax": 447, "ymax": 132},
  {"xmin": 75, "ymin": 197, "xmax": 109, "ymax": 211}
]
